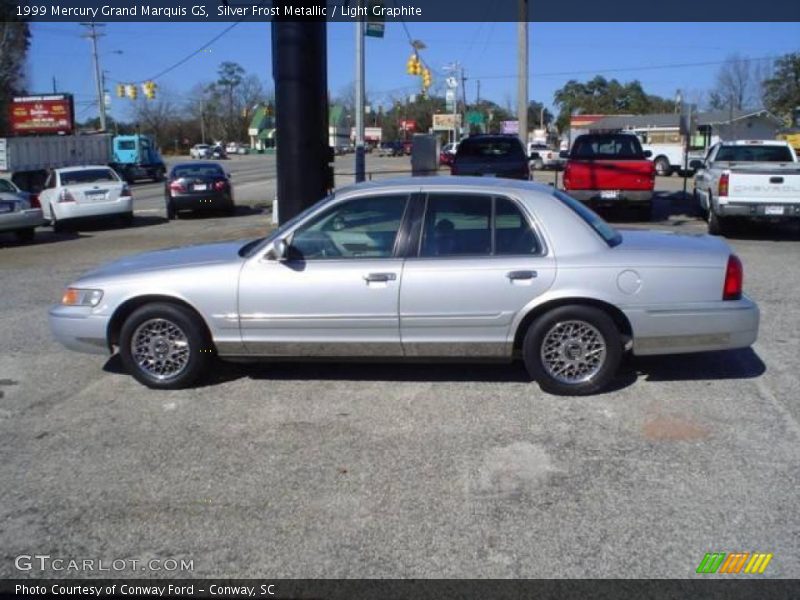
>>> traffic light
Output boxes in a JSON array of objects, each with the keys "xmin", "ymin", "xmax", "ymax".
[
  {"xmin": 116, "ymin": 84, "xmax": 126, "ymax": 98},
  {"xmin": 126, "ymin": 84, "xmax": 137, "ymax": 100},
  {"xmin": 142, "ymin": 81, "xmax": 157, "ymax": 100},
  {"xmin": 406, "ymin": 54, "xmax": 421, "ymax": 76},
  {"xmin": 422, "ymin": 68, "xmax": 432, "ymax": 90}
]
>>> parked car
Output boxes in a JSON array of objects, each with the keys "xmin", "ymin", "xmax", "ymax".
[
  {"xmin": 439, "ymin": 142, "xmax": 457, "ymax": 167},
  {"xmin": 210, "ymin": 145, "xmax": 227, "ymax": 160},
  {"xmin": 692, "ymin": 140, "xmax": 800, "ymax": 235},
  {"xmin": 190, "ymin": 144, "xmax": 212, "ymax": 159},
  {"xmin": 451, "ymin": 134, "xmax": 530, "ymax": 180},
  {"xmin": 528, "ymin": 143, "xmax": 564, "ymax": 171},
  {"xmin": 377, "ymin": 142, "xmax": 403, "ymax": 157},
  {"xmin": 165, "ymin": 162, "xmax": 235, "ymax": 219},
  {"xmin": 49, "ymin": 177, "xmax": 758, "ymax": 396},
  {"xmin": 0, "ymin": 177, "xmax": 45, "ymax": 242},
  {"xmin": 39, "ymin": 166, "xmax": 133, "ymax": 232},
  {"xmin": 562, "ymin": 133, "xmax": 655, "ymax": 219}
]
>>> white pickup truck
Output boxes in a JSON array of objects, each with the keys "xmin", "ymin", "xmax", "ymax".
[{"xmin": 692, "ymin": 140, "xmax": 800, "ymax": 235}]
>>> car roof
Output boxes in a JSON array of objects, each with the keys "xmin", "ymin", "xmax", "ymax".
[
  {"xmin": 56, "ymin": 165, "xmax": 113, "ymax": 173},
  {"xmin": 335, "ymin": 176, "xmax": 553, "ymax": 196},
  {"xmin": 171, "ymin": 161, "xmax": 223, "ymax": 170}
]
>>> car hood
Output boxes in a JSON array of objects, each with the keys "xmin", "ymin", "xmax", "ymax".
[{"xmin": 77, "ymin": 239, "xmax": 247, "ymax": 283}]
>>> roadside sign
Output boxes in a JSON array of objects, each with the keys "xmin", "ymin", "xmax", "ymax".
[
  {"xmin": 365, "ymin": 22, "xmax": 384, "ymax": 38},
  {"xmin": 445, "ymin": 89, "xmax": 456, "ymax": 113},
  {"xmin": 466, "ymin": 111, "xmax": 484, "ymax": 125},
  {"xmin": 9, "ymin": 94, "xmax": 75, "ymax": 135},
  {"xmin": 501, "ymin": 120, "xmax": 519, "ymax": 134},
  {"xmin": 433, "ymin": 114, "xmax": 462, "ymax": 130},
  {"xmin": 446, "ymin": 76, "xmax": 458, "ymax": 89}
]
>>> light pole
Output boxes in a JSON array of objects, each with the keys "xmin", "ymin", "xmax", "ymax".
[
  {"xmin": 354, "ymin": 4, "xmax": 366, "ymax": 183},
  {"xmin": 81, "ymin": 23, "xmax": 107, "ymax": 131}
]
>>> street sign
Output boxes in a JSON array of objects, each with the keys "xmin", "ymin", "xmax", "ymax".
[
  {"xmin": 466, "ymin": 111, "xmax": 484, "ymax": 125},
  {"xmin": 445, "ymin": 89, "xmax": 456, "ymax": 112},
  {"xmin": 446, "ymin": 76, "xmax": 458, "ymax": 89},
  {"xmin": 365, "ymin": 22, "xmax": 384, "ymax": 38}
]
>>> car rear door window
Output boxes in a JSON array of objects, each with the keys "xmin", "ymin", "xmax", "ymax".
[
  {"xmin": 289, "ymin": 194, "xmax": 408, "ymax": 260},
  {"xmin": 419, "ymin": 194, "xmax": 540, "ymax": 257}
]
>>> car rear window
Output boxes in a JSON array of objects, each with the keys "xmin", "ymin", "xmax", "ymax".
[
  {"xmin": 172, "ymin": 165, "xmax": 225, "ymax": 179},
  {"xmin": 457, "ymin": 138, "xmax": 526, "ymax": 159},
  {"xmin": 715, "ymin": 145, "xmax": 794, "ymax": 162},
  {"xmin": 0, "ymin": 179, "xmax": 17, "ymax": 193},
  {"xmin": 553, "ymin": 190, "xmax": 622, "ymax": 247},
  {"xmin": 571, "ymin": 135, "xmax": 645, "ymax": 160},
  {"xmin": 60, "ymin": 169, "xmax": 119, "ymax": 185}
]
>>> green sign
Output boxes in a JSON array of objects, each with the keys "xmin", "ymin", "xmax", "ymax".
[
  {"xmin": 365, "ymin": 22, "xmax": 385, "ymax": 38},
  {"xmin": 466, "ymin": 111, "xmax": 484, "ymax": 125}
]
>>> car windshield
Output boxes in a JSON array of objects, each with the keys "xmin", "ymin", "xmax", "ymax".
[
  {"xmin": 715, "ymin": 145, "xmax": 794, "ymax": 162},
  {"xmin": 552, "ymin": 190, "xmax": 622, "ymax": 248},
  {"xmin": 172, "ymin": 165, "xmax": 224, "ymax": 179},
  {"xmin": 571, "ymin": 135, "xmax": 645, "ymax": 159},
  {"xmin": 60, "ymin": 169, "xmax": 118, "ymax": 185},
  {"xmin": 458, "ymin": 138, "xmax": 525, "ymax": 159},
  {"xmin": 239, "ymin": 193, "xmax": 338, "ymax": 258}
]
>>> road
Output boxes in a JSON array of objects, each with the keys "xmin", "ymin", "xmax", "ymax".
[{"xmin": 1, "ymin": 163, "xmax": 799, "ymax": 579}]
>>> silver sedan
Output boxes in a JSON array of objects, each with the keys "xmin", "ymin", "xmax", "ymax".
[{"xmin": 49, "ymin": 177, "xmax": 759, "ymax": 395}]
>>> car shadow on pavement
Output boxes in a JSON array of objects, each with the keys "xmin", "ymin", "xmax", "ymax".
[
  {"xmin": 718, "ymin": 220, "xmax": 800, "ymax": 241},
  {"xmin": 175, "ymin": 206, "xmax": 264, "ymax": 220},
  {"xmin": 0, "ymin": 230, "xmax": 87, "ymax": 248},
  {"xmin": 54, "ymin": 215, "xmax": 168, "ymax": 233},
  {"xmin": 625, "ymin": 347, "xmax": 766, "ymax": 383}
]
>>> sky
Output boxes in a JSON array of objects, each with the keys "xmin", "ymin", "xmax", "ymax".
[{"xmin": 26, "ymin": 21, "xmax": 800, "ymax": 123}]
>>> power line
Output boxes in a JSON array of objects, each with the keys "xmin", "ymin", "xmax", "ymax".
[{"xmin": 472, "ymin": 55, "xmax": 778, "ymax": 80}]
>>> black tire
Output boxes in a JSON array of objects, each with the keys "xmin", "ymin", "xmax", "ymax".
[
  {"xmin": 154, "ymin": 168, "xmax": 166, "ymax": 183},
  {"xmin": 523, "ymin": 305, "xmax": 623, "ymax": 396},
  {"xmin": 707, "ymin": 206, "xmax": 727, "ymax": 236},
  {"xmin": 654, "ymin": 157, "xmax": 671, "ymax": 177},
  {"xmin": 225, "ymin": 202, "xmax": 236, "ymax": 216},
  {"xmin": 50, "ymin": 204, "xmax": 65, "ymax": 233},
  {"xmin": 166, "ymin": 200, "xmax": 177, "ymax": 220},
  {"xmin": 694, "ymin": 188, "xmax": 708, "ymax": 220},
  {"xmin": 119, "ymin": 302, "xmax": 214, "ymax": 389},
  {"xmin": 14, "ymin": 228, "xmax": 35, "ymax": 243},
  {"xmin": 119, "ymin": 212, "xmax": 134, "ymax": 227}
]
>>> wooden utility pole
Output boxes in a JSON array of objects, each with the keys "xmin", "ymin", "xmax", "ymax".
[{"xmin": 517, "ymin": 0, "xmax": 528, "ymax": 146}]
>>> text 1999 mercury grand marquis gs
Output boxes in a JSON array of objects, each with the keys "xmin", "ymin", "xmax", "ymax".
[{"xmin": 49, "ymin": 177, "xmax": 759, "ymax": 396}]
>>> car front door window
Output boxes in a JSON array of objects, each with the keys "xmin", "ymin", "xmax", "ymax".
[{"xmin": 289, "ymin": 194, "xmax": 408, "ymax": 260}]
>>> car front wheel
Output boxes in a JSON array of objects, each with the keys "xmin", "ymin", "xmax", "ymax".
[
  {"xmin": 523, "ymin": 305, "xmax": 622, "ymax": 396},
  {"xmin": 119, "ymin": 302, "xmax": 214, "ymax": 389}
]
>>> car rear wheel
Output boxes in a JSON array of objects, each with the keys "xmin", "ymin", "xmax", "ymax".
[
  {"xmin": 166, "ymin": 200, "xmax": 177, "ymax": 220},
  {"xmin": 707, "ymin": 206, "xmax": 727, "ymax": 236},
  {"xmin": 119, "ymin": 212, "xmax": 134, "ymax": 227},
  {"xmin": 119, "ymin": 302, "xmax": 213, "ymax": 389},
  {"xmin": 50, "ymin": 204, "xmax": 65, "ymax": 233},
  {"xmin": 523, "ymin": 305, "xmax": 622, "ymax": 396},
  {"xmin": 654, "ymin": 157, "xmax": 671, "ymax": 177}
]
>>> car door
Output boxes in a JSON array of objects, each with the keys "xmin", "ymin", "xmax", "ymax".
[
  {"xmin": 238, "ymin": 193, "xmax": 412, "ymax": 357},
  {"xmin": 399, "ymin": 192, "xmax": 556, "ymax": 357}
]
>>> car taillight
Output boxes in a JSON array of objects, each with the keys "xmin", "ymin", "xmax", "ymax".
[
  {"xmin": 169, "ymin": 180, "xmax": 187, "ymax": 193},
  {"xmin": 121, "ymin": 184, "xmax": 132, "ymax": 198},
  {"xmin": 718, "ymin": 172, "xmax": 729, "ymax": 197},
  {"xmin": 58, "ymin": 189, "xmax": 75, "ymax": 203},
  {"xmin": 29, "ymin": 194, "xmax": 40, "ymax": 209},
  {"xmin": 723, "ymin": 254, "xmax": 743, "ymax": 301},
  {"xmin": 214, "ymin": 180, "xmax": 227, "ymax": 191}
]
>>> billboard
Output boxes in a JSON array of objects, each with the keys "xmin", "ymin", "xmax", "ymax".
[
  {"xmin": 501, "ymin": 120, "xmax": 519, "ymax": 134},
  {"xmin": 9, "ymin": 94, "xmax": 75, "ymax": 135},
  {"xmin": 432, "ymin": 114, "xmax": 462, "ymax": 130}
]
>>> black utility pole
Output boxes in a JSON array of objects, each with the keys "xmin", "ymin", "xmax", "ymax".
[{"xmin": 272, "ymin": 17, "xmax": 331, "ymax": 224}]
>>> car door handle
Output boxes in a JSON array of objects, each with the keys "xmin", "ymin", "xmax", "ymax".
[
  {"xmin": 363, "ymin": 272, "xmax": 397, "ymax": 283},
  {"xmin": 506, "ymin": 270, "xmax": 537, "ymax": 280}
]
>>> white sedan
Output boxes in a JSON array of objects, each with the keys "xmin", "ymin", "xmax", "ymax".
[{"xmin": 39, "ymin": 166, "xmax": 134, "ymax": 231}]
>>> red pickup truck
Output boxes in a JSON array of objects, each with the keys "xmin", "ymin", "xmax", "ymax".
[{"xmin": 561, "ymin": 133, "xmax": 655, "ymax": 218}]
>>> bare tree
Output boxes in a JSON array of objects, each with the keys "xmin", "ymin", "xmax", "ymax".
[
  {"xmin": 132, "ymin": 87, "xmax": 179, "ymax": 148},
  {"xmin": 708, "ymin": 54, "xmax": 768, "ymax": 111}
]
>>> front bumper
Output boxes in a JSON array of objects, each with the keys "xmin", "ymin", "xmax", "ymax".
[
  {"xmin": 0, "ymin": 208, "xmax": 46, "ymax": 232},
  {"xmin": 627, "ymin": 295, "xmax": 759, "ymax": 356},
  {"xmin": 568, "ymin": 190, "xmax": 653, "ymax": 204},
  {"xmin": 49, "ymin": 304, "xmax": 111, "ymax": 355}
]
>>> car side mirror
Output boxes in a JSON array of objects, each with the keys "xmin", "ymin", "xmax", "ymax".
[
  {"xmin": 643, "ymin": 150, "xmax": 652, "ymax": 158},
  {"xmin": 269, "ymin": 239, "xmax": 288, "ymax": 261},
  {"xmin": 559, "ymin": 150, "xmax": 569, "ymax": 159},
  {"xmin": 689, "ymin": 160, "xmax": 704, "ymax": 170}
]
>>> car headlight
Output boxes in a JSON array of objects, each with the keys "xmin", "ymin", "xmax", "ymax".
[{"xmin": 61, "ymin": 288, "xmax": 104, "ymax": 307}]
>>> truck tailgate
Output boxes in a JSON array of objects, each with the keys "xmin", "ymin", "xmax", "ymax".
[
  {"xmin": 565, "ymin": 160, "xmax": 654, "ymax": 191},
  {"xmin": 729, "ymin": 169, "xmax": 800, "ymax": 203}
]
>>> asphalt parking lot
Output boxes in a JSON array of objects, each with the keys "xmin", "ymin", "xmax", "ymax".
[{"xmin": 1, "ymin": 155, "xmax": 799, "ymax": 578}]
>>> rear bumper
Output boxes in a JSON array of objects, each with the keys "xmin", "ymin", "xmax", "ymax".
[
  {"xmin": 48, "ymin": 304, "xmax": 111, "ymax": 355},
  {"xmin": 0, "ymin": 208, "xmax": 46, "ymax": 232},
  {"xmin": 717, "ymin": 201, "xmax": 800, "ymax": 218},
  {"xmin": 568, "ymin": 190, "xmax": 653, "ymax": 203},
  {"xmin": 627, "ymin": 295, "xmax": 759, "ymax": 356},
  {"xmin": 170, "ymin": 191, "xmax": 232, "ymax": 211},
  {"xmin": 52, "ymin": 197, "xmax": 133, "ymax": 221}
]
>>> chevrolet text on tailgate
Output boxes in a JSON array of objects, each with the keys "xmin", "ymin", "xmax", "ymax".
[
  {"xmin": 562, "ymin": 133, "xmax": 656, "ymax": 220},
  {"xmin": 48, "ymin": 177, "xmax": 759, "ymax": 396},
  {"xmin": 692, "ymin": 140, "xmax": 800, "ymax": 235}
]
